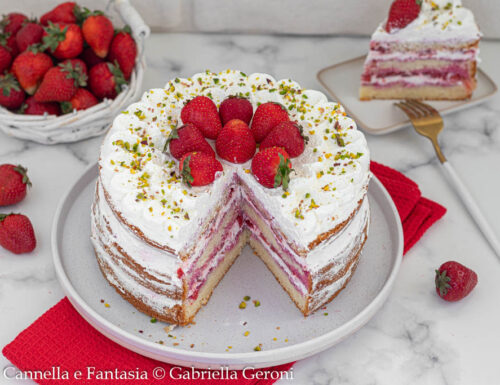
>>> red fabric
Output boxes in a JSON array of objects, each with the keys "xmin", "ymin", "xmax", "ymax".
[{"xmin": 2, "ymin": 162, "xmax": 446, "ymax": 384}]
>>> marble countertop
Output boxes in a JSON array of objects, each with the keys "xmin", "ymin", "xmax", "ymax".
[{"xmin": 1, "ymin": 34, "xmax": 499, "ymax": 385}]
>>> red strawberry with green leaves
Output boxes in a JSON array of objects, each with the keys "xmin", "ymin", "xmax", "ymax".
[
  {"xmin": 1, "ymin": 13, "xmax": 28, "ymax": 36},
  {"xmin": 107, "ymin": 27, "xmax": 137, "ymax": 80},
  {"xmin": 34, "ymin": 61, "xmax": 87, "ymax": 102},
  {"xmin": 251, "ymin": 147, "xmax": 293, "ymax": 190},
  {"xmin": 260, "ymin": 121, "xmax": 307, "ymax": 158},
  {"xmin": 11, "ymin": 50, "xmax": 53, "ymax": 95},
  {"xmin": 16, "ymin": 22, "xmax": 44, "ymax": 52},
  {"xmin": 22, "ymin": 96, "xmax": 60, "ymax": 115},
  {"xmin": 167, "ymin": 124, "xmax": 215, "ymax": 160},
  {"xmin": 179, "ymin": 151, "xmax": 223, "ymax": 187},
  {"xmin": 40, "ymin": 2, "xmax": 78, "ymax": 26},
  {"xmin": 1, "ymin": 32, "xmax": 18, "ymax": 58},
  {"xmin": 88, "ymin": 61, "xmax": 125, "ymax": 100},
  {"xmin": 216, "ymin": 119, "xmax": 256, "ymax": 164},
  {"xmin": 385, "ymin": 0, "xmax": 422, "ymax": 32},
  {"xmin": 435, "ymin": 261, "xmax": 478, "ymax": 302},
  {"xmin": 61, "ymin": 58, "xmax": 88, "ymax": 76},
  {"xmin": 219, "ymin": 96, "xmax": 253, "ymax": 126},
  {"xmin": 0, "ymin": 43, "xmax": 12, "ymax": 73},
  {"xmin": 250, "ymin": 102, "xmax": 289, "ymax": 143},
  {"xmin": 61, "ymin": 88, "xmax": 98, "ymax": 113},
  {"xmin": 0, "ymin": 213, "xmax": 36, "ymax": 254},
  {"xmin": 0, "ymin": 73, "xmax": 25, "ymax": 110},
  {"xmin": 181, "ymin": 96, "xmax": 222, "ymax": 139},
  {"xmin": 0, "ymin": 164, "xmax": 31, "ymax": 206},
  {"xmin": 82, "ymin": 14, "xmax": 114, "ymax": 59},
  {"xmin": 80, "ymin": 46, "xmax": 103, "ymax": 68},
  {"xmin": 42, "ymin": 22, "xmax": 83, "ymax": 59}
]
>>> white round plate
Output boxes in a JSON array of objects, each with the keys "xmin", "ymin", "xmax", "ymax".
[{"xmin": 52, "ymin": 163, "xmax": 403, "ymax": 369}]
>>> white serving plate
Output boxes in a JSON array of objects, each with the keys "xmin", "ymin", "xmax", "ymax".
[
  {"xmin": 52, "ymin": 163, "xmax": 403, "ymax": 369},
  {"xmin": 317, "ymin": 55, "xmax": 498, "ymax": 135}
]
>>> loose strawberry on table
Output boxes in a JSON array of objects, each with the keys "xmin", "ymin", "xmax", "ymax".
[
  {"xmin": 22, "ymin": 96, "xmax": 61, "ymax": 116},
  {"xmin": 181, "ymin": 96, "xmax": 222, "ymax": 139},
  {"xmin": 260, "ymin": 120, "xmax": 307, "ymax": 158},
  {"xmin": 35, "ymin": 61, "xmax": 87, "ymax": 102},
  {"xmin": 108, "ymin": 27, "xmax": 137, "ymax": 80},
  {"xmin": 89, "ymin": 61, "xmax": 126, "ymax": 100},
  {"xmin": 435, "ymin": 261, "xmax": 478, "ymax": 302},
  {"xmin": 219, "ymin": 96, "xmax": 253, "ymax": 126},
  {"xmin": 42, "ymin": 22, "xmax": 83, "ymax": 59},
  {"xmin": 216, "ymin": 119, "xmax": 256, "ymax": 164},
  {"xmin": 11, "ymin": 50, "xmax": 53, "ymax": 95},
  {"xmin": 167, "ymin": 124, "xmax": 215, "ymax": 160},
  {"xmin": 0, "ymin": 73, "xmax": 25, "ymax": 110},
  {"xmin": 179, "ymin": 151, "xmax": 223, "ymax": 187},
  {"xmin": 251, "ymin": 147, "xmax": 293, "ymax": 190},
  {"xmin": 82, "ymin": 13, "xmax": 114, "ymax": 59},
  {"xmin": 16, "ymin": 22, "xmax": 44, "ymax": 53},
  {"xmin": 0, "ymin": 213, "xmax": 36, "ymax": 254},
  {"xmin": 251, "ymin": 102, "xmax": 290, "ymax": 142},
  {"xmin": 0, "ymin": 164, "xmax": 31, "ymax": 206}
]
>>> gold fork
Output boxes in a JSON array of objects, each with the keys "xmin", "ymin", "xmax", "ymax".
[{"xmin": 395, "ymin": 99, "xmax": 500, "ymax": 259}]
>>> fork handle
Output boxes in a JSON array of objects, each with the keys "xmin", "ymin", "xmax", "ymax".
[{"xmin": 441, "ymin": 161, "xmax": 500, "ymax": 259}]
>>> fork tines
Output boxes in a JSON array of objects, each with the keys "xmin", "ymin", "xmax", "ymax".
[{"xmin": 395, "ymin": 99, "xmax": 439, "ymax": 118}]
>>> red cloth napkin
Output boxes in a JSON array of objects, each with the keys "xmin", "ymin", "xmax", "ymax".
[{"xmin": 3, "ymin": 162, "xmax": 446, "ymax": 384}]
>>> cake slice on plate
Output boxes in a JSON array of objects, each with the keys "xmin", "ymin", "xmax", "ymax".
[{"xmin": 360, "ymin": 0, "xmax": 481, "ymax": 100}]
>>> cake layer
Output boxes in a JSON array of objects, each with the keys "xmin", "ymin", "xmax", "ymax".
[{"xmin": 359, "ymin": 83, "xmax": 474, "ymax": 100}]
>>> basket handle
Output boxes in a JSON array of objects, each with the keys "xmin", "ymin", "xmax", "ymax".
[{"xmin": 112, "ymin": 0, "xmax": 151, "ymax": 40}]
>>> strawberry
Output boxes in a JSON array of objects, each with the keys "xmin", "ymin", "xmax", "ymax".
[
  {"xmin": 0, "ymin": 73, "xmax": 25, "ymax": 110},
  {"xmin": 61, "ymin": 58, "xmax": 88, "ymax": 76},
  {"xmin": 250, "ymin": 102, "xmax": 290, "ymax": 143},
  {"xmin": 167, "ymin": 124, "xmax": 215, "ymax": 160},
  {"xmin": 40, "ymin": 2, "xmax": 78, "ymax": 26},
  {"xmin": 80, "ymin": 46, "xmax": 104, "ymax": 68},
  {"xmin": 251, "ymin": 147, "xmax": 293, "ymax": 190},
  {"xmin": 82, "ymin": 14, "xmax": 114, "ymax": 59},
  {"xmin": 0, "ymin": 164, "xmax": 31, "ymax": 206},
  {"xmin": 385, "ymin": 0, "xmax": 422, "ymax": 33},
  {"xmin": 34, "ymin": 61, "xmax": 87, "ymax": 102},
  {"xmin": 215, "ymin": 119, "xmax": 256, "ymax": 164},
  {"xmin": 1, "ymin": 13, "xmax": 28, "ymax": 36},
  {"xmin": 435, "ymin": 261, "xmax": 478, "ymax": 302},
  {"xmin": 0, "ymin": 213, "xmax": 36, "ymax": 254},
  {"xmin": 60, "ymin": 88, "xmax": 98, "ymax": 113},
  {"xmin": 179, "ymin": 151, "xmax": 223, "ymax": 187},
  {"xmin": 11, "ymin": 50, "xmax": 53, "ymax": 95},
  {"xmin": 16, "ymin": 22, "xmax": 44, "ymax": 52},
  {"xmin": 219, "ymin": 96, "xmax": 253, "ymax": 126},
  {"xmin": 42, "ymin": 22, "xmax": 83, "ymax": 59},
  {"xmin": 180, "ymin": 96, "xmax": 222, "ymax": 139},
  {"xmin": 22, "ymin": 96, "xmax": 60, "ymax": 115},
  {"xmin": 88, "ymin": 61, "xmax": 125, "ymax": 100},
  {"xmin": 0, "ymin": 43, "xmax": 12, "ymax": 73},
  {"xmin": 260, "ymin": 121, "xmax": 307, "ymax": 158},
  {"xmin": 107, "ymin": 27, "xmax": 137, "ymax": 80}
]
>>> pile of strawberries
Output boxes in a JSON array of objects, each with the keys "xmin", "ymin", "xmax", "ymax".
[
  {"xmin": 166, "ymin": 95, "xmax": 307, "ymax": 190},
  {"xmin": 0, "ymin": 2, "xmax": 137, "ymax": 115},
  {"xmin": 0, "ymin": 164, "xmax": 36, "ymax": 254}
]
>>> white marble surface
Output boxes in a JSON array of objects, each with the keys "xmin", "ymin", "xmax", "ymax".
[{"xmin": 1, "ymin": 34, "xmax": 499, "ymax": 385}]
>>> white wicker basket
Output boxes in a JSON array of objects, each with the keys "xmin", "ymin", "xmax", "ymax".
[{"xmin": 0, "ymin": 0, "xmax": 150, "ymax": 145}]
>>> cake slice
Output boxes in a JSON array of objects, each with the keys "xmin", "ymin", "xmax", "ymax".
[{"xmin": 360, "ymin": 0, "xmax": 481, "ymax": 100}]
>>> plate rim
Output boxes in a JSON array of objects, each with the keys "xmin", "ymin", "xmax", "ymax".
[
  {"xmin": 51, "ymin": 162, "xmax": 404, "ymax": 369},
  {"xmin": 317, "ymin": 54, "xmax": 498, "ymax": 135}
]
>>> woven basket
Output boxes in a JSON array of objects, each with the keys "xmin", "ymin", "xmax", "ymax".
[{"xmin": 0, "ymin": 0, "xmax": 150, "ymax": 145}]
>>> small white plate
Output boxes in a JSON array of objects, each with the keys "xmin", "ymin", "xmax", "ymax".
[
  {"xmin": 52, "ymin": 163, "xmax": 403, "ymax": 369},
  {"xmin": 317, "ymin": 55, "xmax": 498, "ymax": 135}
]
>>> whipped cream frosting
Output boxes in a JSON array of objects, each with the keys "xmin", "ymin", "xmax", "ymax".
[
  {"xmin": 372, "ymin": 0, "xmax": 481, "ymax": 44},
  {"xmin": 99, "ymin": 70, "xmax": 370, "ymax": 253}
]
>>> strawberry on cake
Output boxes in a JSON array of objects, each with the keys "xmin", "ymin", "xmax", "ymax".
[
  {"xmin": 91, "ymin": 70, "xmax": 371, "ymax": 325},
  {"xmin": 360, "ymin": 0, "xmax": 481, "ymax": 100}
]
